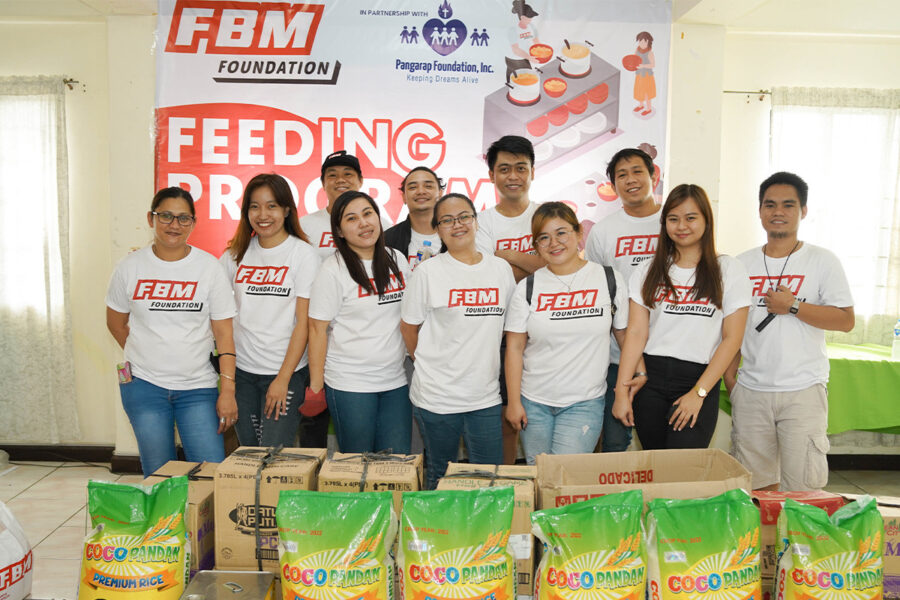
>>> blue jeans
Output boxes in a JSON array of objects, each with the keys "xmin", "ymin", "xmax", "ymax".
[
  {"xmin": 414, "ymin": 405, "xmax": 503, "ymax": 490},
  {"xmin": 326, "ymin": 385, "xmax": 412, "ymax": 454},
  {"xmin": 119, "ymin": 377, "xmax": 225, "ymax": 476},
  {"xmin": 520, "ymin": 396, "xmax": 605, "ymax": 465},
  {"xmin": 234, "ymin": 366, "xmax": 307, "ymax": 448},
  {"xmin": 602, "ymin": 363, "xmax": 633, "ymax": 452}
]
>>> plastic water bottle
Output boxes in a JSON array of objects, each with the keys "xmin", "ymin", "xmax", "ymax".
[
  {"xmin": 415, "ymin": 240, "xmax": 434, "ymax": 266},
  {"xmin": 892, "ymin": 318, "xmax": 900, "ymax": 360}
]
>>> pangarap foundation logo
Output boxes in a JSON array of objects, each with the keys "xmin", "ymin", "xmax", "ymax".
[{"xmin": 165, "ymin": 0, "xmax": 341, "ymax": 85}]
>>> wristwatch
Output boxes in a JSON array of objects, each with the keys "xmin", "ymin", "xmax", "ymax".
[
  {"xmin": 789, "ymin": 298, "xmax": 800, "ymax": 314},
  {"xmin": 694, "ymin": 386, "xmax": 708, "ymax": 398}
]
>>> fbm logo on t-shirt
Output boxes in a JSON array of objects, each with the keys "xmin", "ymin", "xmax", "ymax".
[
  {"xmin": 235, "ymin": 265, "xmax": 291, "ymax": 296},
  {"xmin": 449, "ymin": 287, "xmax": 504, "ymax": 316},
  {"xmin": 655, "ymin": 285, "xmax": 715, "ymax": 317},
  {"xmin": 537, "ymin": 290, "xmax": 602, "ymax": 320},
  {"xmin": 615, "ymin": 234, "xmax": 658, "ymax": 265},
  {"xmin": 134, "ymin": 279, "xmax": 203, "ymax": 311},
  {"xmin": 749, "ymin": 275, "xmax": 805, "ymax": 306},
  {"xmin": 358, "ymin": 274, "xmax": 405, "ymax": 304},
  {"xmin": 318, "ymin": 232, "xmax": 335, "ymax": 248},
  {"xmin": 496, "ymin": 234, "xmax": 533, "ymax": 253}
]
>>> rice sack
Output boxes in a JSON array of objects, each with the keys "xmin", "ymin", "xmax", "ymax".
[
  {"xmin": 277, "ymin": 490, "xmax": 397, "ymax": 600},
  {"xmin": 531, "ymin": 489, "xmax": 646, "ymax": 600},
  {"xmin": 79, "ymin": 476, "xmax": 189, "ymax": 599},
  {"xmin": 646, "ymin": 488, "xmax": 761, "ymax": 600},
  {"xmin": 399, "ymin": 487, "xmax": 515, "ymax": 600},
  {"xmin": 775, "ymin": 495, "xmax": 883, "ymax": 600}
]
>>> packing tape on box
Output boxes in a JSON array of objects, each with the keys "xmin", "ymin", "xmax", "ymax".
[
  {"xmin": 231, "ymin": 445, "xmax": 323, "ymax": 571},
  {"xmin": 332, "ymin": 450, "xmax": 420, "ymax": 492},
  {"xmin": 440, "ymin": 464, "xmax": 533, "ymax": 486}
]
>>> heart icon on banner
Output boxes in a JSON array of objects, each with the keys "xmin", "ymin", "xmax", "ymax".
[{"xmin": 424, "ymin": 18, "xmax": 467, "ymax": 56}]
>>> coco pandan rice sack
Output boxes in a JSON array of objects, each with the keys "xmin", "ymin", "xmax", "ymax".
[
  {"xmin": 276, "ymin": 490, "xmax": 397, "ymax": 600},
  {"xmin": 646, "ymin": 489, "xmax": 761, "ymax": 600},
  {"xmin": 399, "ymin": 487, "xmax": 515, "ymax": 600},
  {"xmin": 775, "ymin": 495, "xmax": 883, "ymax": 600},
  {"xmin": 79, "ymin": 477, "xmax": 189, "ymax": 599},
  {"xmin": 531, "ymin": 489, "xmax": 646, "ymax": 600}
]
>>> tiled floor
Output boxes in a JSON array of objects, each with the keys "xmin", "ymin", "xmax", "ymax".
[{"xmin": 3, "ymin": 462, "xmax": 898, "ymax": 599}]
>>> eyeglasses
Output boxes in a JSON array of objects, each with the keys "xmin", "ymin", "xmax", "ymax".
[
  {"xmin": 437, "ymin": 213, "xmax": 476, "ymax": 229},
  {"xmin": 152, "ymin": 211, "xmax": 195, "ymax": 226},
  {"xmin": 535, "ymin": 228, "xmax": 574, "ymax": 248}
]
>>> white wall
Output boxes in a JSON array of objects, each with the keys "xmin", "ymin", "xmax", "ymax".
[{"xmin": 716, "ymin": 32, "xmax": 900, "ymax": 255}]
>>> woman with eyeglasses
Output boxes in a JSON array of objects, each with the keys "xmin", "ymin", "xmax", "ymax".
[
  {"xmin": 106, "ymin": 187, "xmax": 238, "ymax": 476},
  {"xmin": 307, "ymin": 191, "xmax": 412, "ymax": 454},
  {"xmin": 400, "ymin": 193, "xmax": 516, "ymax": 488},
  {"xmin": 504, "ymin": 202, "xmax": 629, "ymax": 464},
  {"xmin": 220, "ymin": 173, "xmax": 321, "ymax": 448},
  {"xmin": 612, "ymin": 184, "xmax": 750, "ymax": 449}
]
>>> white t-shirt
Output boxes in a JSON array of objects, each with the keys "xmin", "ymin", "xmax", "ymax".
[
  {"xmin": 736, "ymin": 243, "xmax": 853, "ymax": 392},
  {"xmin": 308, "ymin": 248, "xmax": 411, "ymax": 392},
  {"xmin": 407, "ymin": 229, "xmax": 442, "ymax": 267},
  {"xmin": 628, "ymin": 255, "xmax": 751, "ymax": 365},
  {"xmin": 400, "ymin": 252, "xmax": 516, "ymax": 414},
  {"xmin": 300, "ymin": 207, "xmax": 393, "ymax": 260},
  {"xmin": 475, "ymin": 201, "xmax": 538, "ymax": 256},
  {"xmin": 585, "ymin": 207, "xmax": 661, "ymax": 364},
  {"xmin": 505, "ymin": 262, "xmax": 629, "ymax": 406},
  {"xmin": 105, "ymin": 246, "xmax": 237, "ymax": 389},
  {"xmin": 507, "ymin": 20, "xmax": 537, "ymax": 57},
  {"xmin": 220, "ymin": 236, "xmax": 321, "ymax": 375}
]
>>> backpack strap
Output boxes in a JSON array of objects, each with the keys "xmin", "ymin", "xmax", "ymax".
[
  {"xmin": 604, "ymin": 265, "xmax": 617, "ymax": 316},
  {"xmin": 525, "ymin": 273, "xmax": 535, "ymax": 305}
]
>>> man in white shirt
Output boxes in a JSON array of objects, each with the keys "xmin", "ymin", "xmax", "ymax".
[
  {"xmin": 478, "ymin": 135, "xmax": 545, "ymax": 464},
  {"xmin": 725, "ymin": 171, "xmax": 854, "ymax": 491},
  {"xmin": 585, "ymin": 148, "xmax": 660, "ymax": 453},
  {"xmin": 385, "ymin": 167, "xmax": 444, "ymax": 267}
]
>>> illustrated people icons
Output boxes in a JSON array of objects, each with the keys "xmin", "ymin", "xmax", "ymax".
[
  {"xmin": 633, "ymin": 31, "xmax": 656, "ymax": 116},
  {"xmin": 470, "ymin": 28, "xmax": 490, "ymax": 46},
  {"xmin": 400, "ymin": 25, "xmax": 409, "ymax": 43}
]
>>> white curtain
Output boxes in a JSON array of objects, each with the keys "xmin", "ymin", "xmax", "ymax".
[
  {"xmin": 0, "ymin": 76, "xmax": 80, "ymax": 443},
  {"xmin": 770, "ymin": 87, "xmax": 900, "ymax": 345}
]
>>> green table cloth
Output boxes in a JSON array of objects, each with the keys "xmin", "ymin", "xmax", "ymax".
[{"xmin": 719, "ymin": 343, "xmax": 900, "ymax": 435}]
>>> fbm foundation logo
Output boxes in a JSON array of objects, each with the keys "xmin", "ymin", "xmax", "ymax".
[
  {"xmin": 235, "ymin": 265, "xmax": 291, "ymax": 296},
  {"xmin": 615, "ymin": 234, "xmax": 658, "ymax": 264},
  {"xmin": 536, "ymin": 290, "xmax": 602, "ymax": 320},
  {"xmin": 749, "ymin": 275, "xmax": 805, "ymax": 303},
  {"xmin": 448, "ymin": 287, "xmax": 504, "ymax": 316},
  {"xmin": 164, "ymin": 0, "xmax": 340, "ymax": 84},
  {"xmin": 655, "ymin": 285, "xmax": 716, "ymax": 317},
  {"xmin": 133, "ymin": 279, "xmax": 203, "ymax": 311}
]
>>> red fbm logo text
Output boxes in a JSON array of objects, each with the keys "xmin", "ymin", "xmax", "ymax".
[
  {"xmin": 615, "ymin": 234, "xmax": 658, "ymax": 257},
  {"xmin": 750, "ymin": 275, "xmax": 805, "ymax": 297},
  {"xmin": 536, "ymin": 291, "xmax": 597, "ymax": 312},
  {"xmin": 654, "ymin": 285, "xmax": 711, "ymax": 306},
  {"xmin": 496, "ymin": 234, "xmax": 533, "ymax": 252},
  {"xmin": 165, "ymin": 1, "xmax": 324, "ymax": 55},
  {"xmin": 133, "ymin": 279, "xmax": 198, "ymax": 301},
  {"xmin": 235, "ymin": 265, "xmax": 288, "ymax": 285},
  {"xmin": 358, "ymin": 274, "xmax": 406, "ymax": 299},
  {"xmin": 448, "ymin": 288, "xmax": 499, "ymax": 307},
  {"xmin": 317, "ymin": 232, "xmax": 335, "ymax": 249}
]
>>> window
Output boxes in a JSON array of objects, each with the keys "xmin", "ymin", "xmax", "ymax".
[{"xmin": 770, "ymin": 87, "xmax": 900, "ymax": 321}]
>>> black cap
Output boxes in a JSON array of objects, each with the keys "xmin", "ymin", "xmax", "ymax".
[{"xmin": 320, "ymin": 150, "xmax": 362, "ymax": 180}]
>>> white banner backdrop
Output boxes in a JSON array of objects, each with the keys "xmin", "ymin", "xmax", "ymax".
[{"xmin": 156, "ymin": 0, "xmax": 670, "ymax": 255}]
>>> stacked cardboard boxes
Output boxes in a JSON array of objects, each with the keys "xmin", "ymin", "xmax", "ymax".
[{"xmin": 317, "ymin": 452, "xmax": 423, "ymax": 515}]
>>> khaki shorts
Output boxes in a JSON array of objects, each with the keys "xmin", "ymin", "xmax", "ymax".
[{"xmin": 730, "ymin": 382, "xmax": 830, "ymax": 491}]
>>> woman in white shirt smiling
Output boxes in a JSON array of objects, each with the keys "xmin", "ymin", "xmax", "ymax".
[
  {"xmin": 221, "ymin": 173, "xmax": 320, "ymax": 448},
  {"xmin": 504, "ymin": 202, "xmax": 629, "ymax": 464},
  {"xmin": 307, "ymin": 191, "xmax": 412, "ymax": 454},
  {"xmin": 613, "ymin": 184, "xmax": 750, "ymax": 449},
  {"xmin": 106, "ymin": 187, "xmax": 237, "ymax": 476},
  {"xmin": 400, "ymin": 193, "xmax": 516, "ymax": 488}
]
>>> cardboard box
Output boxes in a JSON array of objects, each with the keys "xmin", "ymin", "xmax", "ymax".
[
  {"xmin": 143, "ymin": 460, "xmax": 217, "ymax": 577},
  {"xmin": 844, "ymin": 494, "xmax": 900, "ymax": 599},
  {"xmin": 317, "ymin": 452, "xmax": 423, "ymax": 515},
  {"xmin": 535, "ymin": 448, "xmax": 752, "ymax": 509},
  {"xmin": 215, "ymin": 446, "xmax": 326, "ymax": 572},
  {"xmin": 437, "ymin": 463, "xmax": 537, "ymax": 600},
  {"xmin": 751, "ymin": 490, "xmax": 846, "ymax": 580}
]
